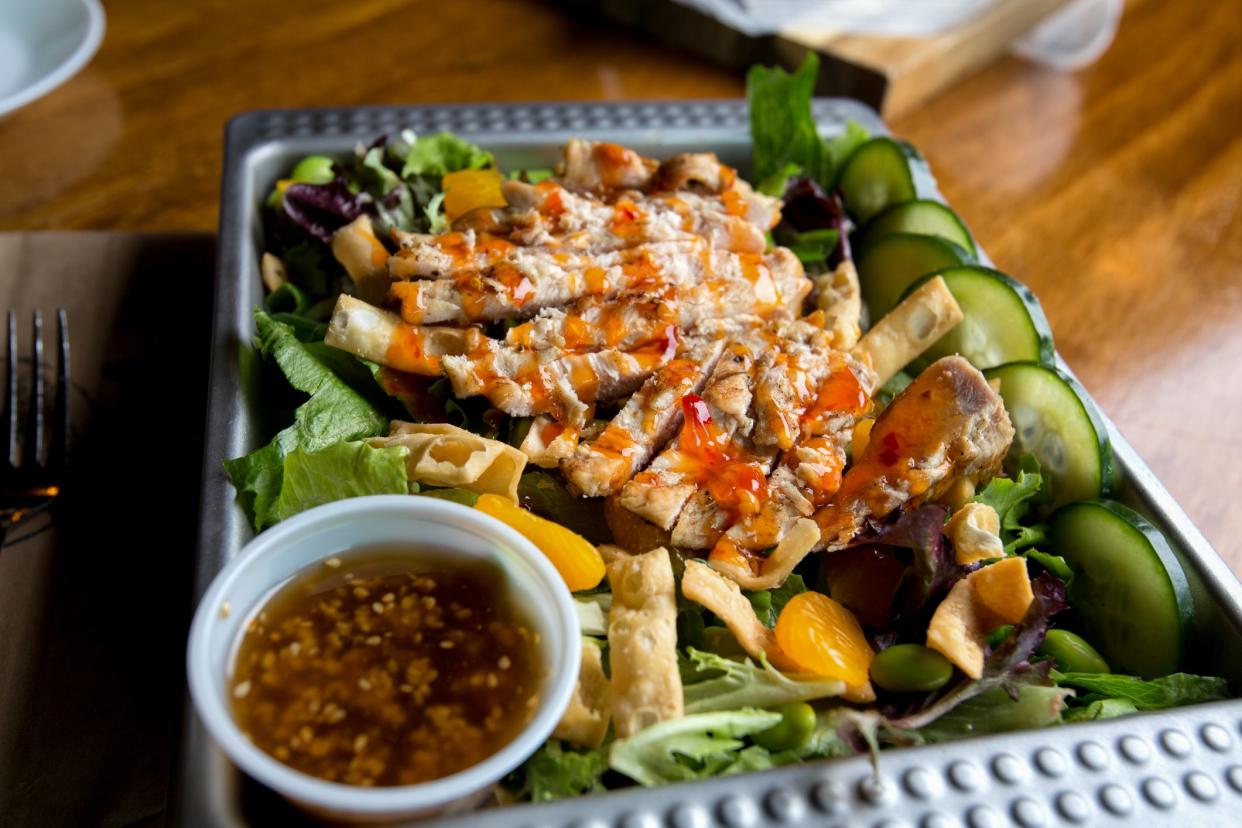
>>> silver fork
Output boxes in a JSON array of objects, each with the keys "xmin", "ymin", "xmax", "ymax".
[{"xmin": 1, "ymin": 309, "xmax": 70, "ymax": 548}]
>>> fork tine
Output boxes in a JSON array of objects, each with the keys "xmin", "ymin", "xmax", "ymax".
[
  {"xmin": 3, "ymin": 310, "xmax": 14, "ymax": 468},
  {"xmin": 49, "ymin": 309, "xmax": 69, "ymax": 474},
  {"xmin": 25, "ymin": 310, "xmax": 43, "ymax": 470}
]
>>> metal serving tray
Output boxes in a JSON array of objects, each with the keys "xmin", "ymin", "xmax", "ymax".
[{"xmin": 181, "ymin": 100, "xmax": 1242, "ymax": 827}]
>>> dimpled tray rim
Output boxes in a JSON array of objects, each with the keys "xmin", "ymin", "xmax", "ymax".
[{"xmin": 180, "ymin": 99, "xmax": 1242, "ymax": 828}]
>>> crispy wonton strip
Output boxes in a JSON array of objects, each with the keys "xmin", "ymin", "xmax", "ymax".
[
  {"xmin": 330, "ymin": 215, "xmax": 391, "ymax": 305},
  {"xmin": 926, "ymin": 578, "xmax": 987, "ymax": 679},
  {"xmin": 552, "ymin": 641, "xmax": 612, "ymax": 748},
  {"xmin": 708, "ymin": 518, "xmax": 820, "ymax": 591},
  {"xmin": 814, "ymin": 258, "xmax": 862, "ymax": 349},
  {"xmin": 325, "ymin": 294, "xmax": 481, "ymax": 376},
  {"xmin": 681, "ymin": 560, "xmax": 801, "ymax": 671},
  {"xmin": 605, "ymin": 546, "xmax": 683, "ymax": 737},
  {"xmin": 852, "ymin": 275, "xmax": 962, "ymax": 388},
  {"xmin": 367, "ymin": 421, "xmax": 527, "ymax": 501}
]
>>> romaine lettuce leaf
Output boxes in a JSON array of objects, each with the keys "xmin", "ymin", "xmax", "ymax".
[
  {"xmin": 272, "ymin": 441, "xmax": 409, "ymax": 522},
  {"xmin": 224, "ymin": 311, "xmax": 389, "ymax": 530},
  {"xmin": 400, "ymin": 132, "xmax": 494, "ymax": 179},
  {"xmin": 682, "ymin": 648, "xmax": 844, "ymax": 713},
  {"xmin": 747, "ymin": 56, "xmax": 825, "ymax": 188},
  {"xmin": 747, "ymin": 55, "xmax": 869, "ymax": 192},
  {"xmin": 609, "ymin": 709, "xmax": 782, "ymax": 786},
  {"xmin": 1053, "ymin": 671, "xmax": 1229, "ymax": 710},
  {"xmin": 511, "ymin": 740, "xmax": 608, "ymax": 801}
]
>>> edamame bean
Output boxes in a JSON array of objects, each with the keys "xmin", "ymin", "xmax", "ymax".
[
  {"xmin": 870, "ymin": 644, "xmax": 954, "ymax": 692},
  {"xmin": 1039, "ymin": 629, "xmax": 1110, "ymax": 674},
  {"xmin": 754, "ymin": 702, "xmax": 816, "ymax": 751},
  {"xmin": 290, "ymin": 154, "xmax": 337, "ymax": 185}
]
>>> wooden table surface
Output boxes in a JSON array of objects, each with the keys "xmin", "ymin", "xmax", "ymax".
[{"xmin": 0, "ymin": 0, "xmax": 1239, "ymax": 575}]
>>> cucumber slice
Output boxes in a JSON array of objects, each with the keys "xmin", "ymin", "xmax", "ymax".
[
  {"xmin": 838, "ymin": 138, "xmax": 916, "ymax": 224},
  {"xmin": 983, "ymin": 362, "xmax": 1114, "ymax": 509},
  {"xmin": 904, "ymin": 267, "xmax": 1054, "ymax": 372},
  {"xmin": 1049, "ymin": 499, "xmax": 1193, "ymax": 678},
  {"xmin": 857, "ymin": 233, "xmax": 971, "ymax": 322},
  {"xmin": 859, "ymin": 200, "xmax": 976, "ymax": 256}
]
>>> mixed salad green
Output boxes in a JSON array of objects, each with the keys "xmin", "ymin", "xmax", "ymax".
[{"xmin": 227, "ymin": 54, "xmax": 1230, "ymax": 800}]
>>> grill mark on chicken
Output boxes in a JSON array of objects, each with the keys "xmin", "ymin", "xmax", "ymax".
[
  {"xmin": 503, "ymin": 255, "xmax": 807, "ymax": 353},
  {"xmin": 387, "ymin": 239, "xmax": 802, "ymax": 325},
  {"xmin": 616, "ymin": 336, "xmax": 762, "ymax": 529},
  {"xmin": 657, "ymin": 327, "xmax": 868, "ymax": 550},
  {"xmin": 490, "ymin": 180, "xmax": 773, "ymax": 253},
  {"xmin": 440, "ymin": 333, "xmax": 681, "ymax": 425},
  {"xmin": 812, "ymin": 355, "xmax": 1014, "ymax": 550},
  {"xmin": 561, "ymin": 337, "xmax": 728, "ymax": 497}
]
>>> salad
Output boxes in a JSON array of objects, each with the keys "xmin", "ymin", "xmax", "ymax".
[{"xmin": 226, "ymin": 55, "xmax": 1230, "ymax": 801}]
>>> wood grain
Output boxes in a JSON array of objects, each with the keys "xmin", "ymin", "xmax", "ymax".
[
  {"xmin": 787, "ymin": 0, "xmax": 1073, "ymax": 116},
  {"xmin": 0, "ymin": 0, "xmax": 1238, "ymax": 576}
]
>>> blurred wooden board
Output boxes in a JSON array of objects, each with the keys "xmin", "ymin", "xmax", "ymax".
[
  {"xmin": 780, "ymin": 0, "xmax": 1075, "ymax": 115},
  {"xmin": 595, "ymin": 0, "xmax": 1073, "ymax": 115}
]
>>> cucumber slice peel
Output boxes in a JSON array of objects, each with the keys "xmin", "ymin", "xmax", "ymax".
[
  {"xmin": 859, "ymin": 199, "xmax": 977, "ymax": 256},
  {"xmin": 857, "ymin": 233, "xmax": 972, "ymax": 323},
  {"xmin": 1049, "ymin": 499, "xmax": 1193, "ymax": 679},
  {"xmin": 984, "ymin": 362, "xmax": 1114, "ymax": 509},
  {"xmin": 904, "ymin": 266, "xmax": 1054, "ymax": 372},
  {"xmin": 838, "ymin": 138, "xmax": 916, "ymax": 224}
]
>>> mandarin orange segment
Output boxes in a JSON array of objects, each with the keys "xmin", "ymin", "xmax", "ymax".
[
  {"xmin": 476, "ymin": 493, "xmax": 605, "ymax": 592},
  {"xmin": 442, "ymin": 168, "xmax": 507, "ymax": 222},
  {"xmin": 774, "ymin": 591, "xmax": 875, "ymax": 687}
]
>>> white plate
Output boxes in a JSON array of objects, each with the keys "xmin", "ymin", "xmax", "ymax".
[{"xmin": 0, "ymin": 0, "xmax": 104, "ymax": 117}]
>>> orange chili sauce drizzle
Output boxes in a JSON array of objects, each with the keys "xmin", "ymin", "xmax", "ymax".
[{"xmin": 672, "ymin": 392, "xmax": 769, "ymax": 521}]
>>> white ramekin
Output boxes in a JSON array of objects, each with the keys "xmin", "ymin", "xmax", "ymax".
[{"xmin": 186, "ymin": 495, "xmax": 580, "ymax": 822}]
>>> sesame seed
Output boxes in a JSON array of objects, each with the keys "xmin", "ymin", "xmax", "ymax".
[
  {"xmin": 399, "ymin": 684, "xmax": 413, "ymax": 693},
  {"xmin": 498, "ymin": 656, "xmax": 511, "ymax": 670},
  {"xmin": 439, "ymin": 640, "xmax": 454, "ymax": 649},
  {"xmin": 354, "ymin": 734, "xmax": 368, "ymax": 752},
  {"xmin": 372, "ymin": 602, "xmax": 385, "ymax": 614},
  {"xmin": 486, "ymin": 673, "xmax": 498, "ymax": 688},
  {"xmin": 324, "ymin": 557, "xmax": 342, "ymax": 568},
  {"xmin": 365, "ymin": 635, "xmax": 382, "ymax": 646},
  {"xmin": 288, "ymin": 642, "xmax": 301, "ymax": 656},
  {"xmin": 353, "ymin": 587, "xmax": 370, "ymax": 599},
  {"xmin": 382, "ymin": 593, "xmax": 396, "ymax": 604},
  {"xmin": 358, "ymin": 678, "xmax": 372, "ymax": 691},
  {"xmin": 233, "ymin": 680, "xmax": 252, "ymax": 699}
]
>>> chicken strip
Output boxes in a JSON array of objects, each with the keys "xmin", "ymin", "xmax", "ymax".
[
  {"xmin": 713, "ymin": 354, "xmax": 877, "ymax": 553},
  {"xmin": 490, "ymin": 180, "xmax": 771, "ymax": 253},
  {"xmin": 388, "ymin": 240, "xmax": 802, "ymax": 325},
  {"xmin": 562, "ymin": 337, "xmax": 728, "ymax": 497},
  {"xmin": 440, "ymin": 334, "xmax": 678, "ymax": 425},
  {"xmin": 814, "ymin": 355, "xmax": 1014, "ymax": 549},
  {"xmin": 503, "ymin": 255, "xmax": 806, "ymax": 353},
  {"xmin": 560, "ymin": 139, "xmax": 658, "ymax": 193},
  {"xmin": 617, "ymin": 337, "xmax": 759, "ymax": 529}
]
